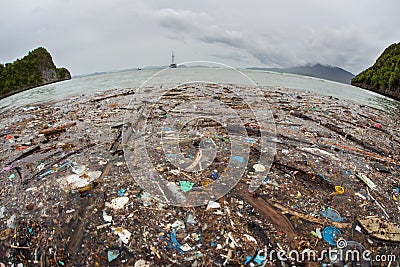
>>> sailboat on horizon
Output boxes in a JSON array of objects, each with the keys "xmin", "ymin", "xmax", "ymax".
[{"xmin": 169, "ymin": 51, "xmax": 177, "ymax": 68}]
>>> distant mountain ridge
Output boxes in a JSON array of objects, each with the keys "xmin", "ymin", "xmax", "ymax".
[
  {"xmin": 351, "ymin": 42, "xmax": 400, "ymax": 101},
  {"xmin": 0, "ymin": 47, "xmax": 71, "ymax": 99},
  {"xmin": 248, "ymin": 63, "xmax": 355, "ymax": 84}
]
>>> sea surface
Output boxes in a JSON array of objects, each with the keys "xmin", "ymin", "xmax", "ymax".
[{"xmin": 0, "ymin": 67, "xmax": 399, "ymax": 113}]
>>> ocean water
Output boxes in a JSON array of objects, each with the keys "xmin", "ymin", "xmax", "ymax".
[{"xmin": 0, "ymin": 67, "xmax": 399, "ymax": 113}]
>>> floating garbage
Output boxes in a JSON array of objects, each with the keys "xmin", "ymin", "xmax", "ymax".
[
  {"xmin": 103, "ymin": 211, "xmax": 113, "ymax": 222},
  {"xmin": 118, "ymin": 188, "xmax": 127, "ymax": 196},
  {"xmin": 322, "ymin": 226, "xmax": 342, "ymax": 246},
  {"xmin": 231, "ymin": 155, "xmax": 246, "ymax": 164},
  {"xmin": 112, "ymin": 227, "xmax": 131, "ymax": 244},
  {"xmin": 0, "ymin": 207, "xmax": 5, "ymax": 219},
  {"xmin": 253, "ymin": 163, "xmax": 266, "ymax": 172},
  {"xmin": 39, "ymin": 161, "xmax": 73, "ymax": 178},
  {"xmin": 0, "ymin": 82, "xmax": 399, "ymax": 266},
  {"xmin": 107, "ymin": 250, "xmax": 119, "ymax": 262},
  {"xmin": 106, "ymin": 196, "xmax": 129, "ymax": 210},
  {"xmin": 245, "ymin": 250, "xmax": 266, "ymax": 266},
  {"xmin": 134, "ymin": 259, "xmax": 150, "ymax": 267},
  {"xmin": 206, "ymin": 200, "xmax": 221, "ymax": 210},
  {"xmin": 60, "ymin": 170, "xmax": 101, "ymax": 189},
  {"xmin": 331, "ymin": 185, "xmax": 344, "ymax": 196},
  {"xmin": 358, "ymin": 217, "xmax": 400, "ymax": 242},
  {"xmin": 180, "ymin": 180, "xmax": 194, "ymax": 192},
  {"xmin": 212, "ymin": 170, "xmax": 219, "ymax": 179},
  {"xmin": 320, "ymin": 207, "xmax": 344, "ymax": 222},
  {"xmin": 7, "ymin": 214, "xmax": 16, "ymax": 229},
  {"xmin": 355, "ymin": 173, "xmax": 377, "ymax": 190},
  {"xmin": 186, "ymin": 213, "xmax": 197, "ymax": 225}
]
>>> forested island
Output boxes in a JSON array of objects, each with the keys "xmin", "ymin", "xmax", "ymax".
[
  {"xmin": 0, "ymin": 47, "xmax": 71, "ymax": 99},
  {"xmin": 352, "ymin": 42, "xmax": 400, "ymax": 100}
]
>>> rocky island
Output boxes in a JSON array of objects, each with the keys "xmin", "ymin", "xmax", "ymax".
[
  {"xmin": 352, "ymin": 42, "xmax": 400, "ymax": 100},
  {"xmin": 0, "ymin": 47, "xmax": 71, "ymax": 99}
]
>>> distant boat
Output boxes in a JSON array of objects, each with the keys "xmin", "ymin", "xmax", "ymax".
[{"xmin": 169, "ymin": 51, "xmax": 177, "ymax": 68}]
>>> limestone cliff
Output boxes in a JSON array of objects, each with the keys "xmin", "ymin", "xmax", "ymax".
[
  {"xmin": 351, "ymin": 43, "xmax": 400, "ymax": 101},
  {"xmin": 0, "ymin": 47, "xmax": 71, "ymax": 99}
]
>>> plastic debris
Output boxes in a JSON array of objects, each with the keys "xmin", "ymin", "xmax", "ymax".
[
  {"xmin": 212, "ymin": 170, "xmax": 219, "ymax": 179},
  {"xmin": 2, "ymin": 164, "xmax": 13, "ymax": 171},
  {"xmin": 0, "ymin": 207, "xmax": 5, "ymax": 219},
  {"xmin": 231, "ymin": 155, "xmax": 245, "ymax": 164},
  {"xmin": 0, "ymin": 81, "xmax": 399, "ymax": 266},
  {"xmin": 358, "ymin": 217, "xmax": 400, "ymax": 242},
  {"xmin": 106, "ymin": 196, "xmax": 129, "ymax": 210},
  {"xmin": 320, "ymin": 207, "xmax": 344, "ymax": 222},
  {"xmin": 253, "ymin": 163, "xmax": 266, "ymax": 172},
  {"xmin": 322, "ymin": 226, "xmax": 342, "ymax": 246},
  {"xmin": 186, "ymin": 213, "xmax": 197, "ymax": 225},
  {"xmin": 331, "ymin": 185, "xmax": 344, "ymax": 196},
  {"xmin": 316, "ymin": 227, "xmax": 322, "ymax": 239},
  {"xmin": 8, "ymin": 173, "xmax": 15, "ymax": 180},
  {"xmin": 103, "ymin": 211, "xmax": 113, "ymax": 222},
  {"xmin": 245, "ymin": 250, "xmax": 266, "ymax": 266},
  {"xmin": 118, "ymin": 188, "xmax": 127, "ymax": 196},
  {"xmin": 180, "ymin": 180, "xmax": 194, "ymax": 192},
  {"xmin": 61, "ymin": 170, "xmax": 101, "ymax": 189},
  {"xmin": 40, "ymin": 161, "xmax": 73, "ymax": 178},
  {"xmin": 7, "ymin": 214, "xmax": 16, "ymax": 229},
  {"xmin": 107, "ymin": 250, "xmax": 119, "ymax": 262},
  {"xmin": 113, "ymin": 227, "xmax": 131, "ymax": 244},
  {"xmin": 355, "ymin": 173, "xmax": 377, "ymax": 191},
  {"xmin": 134, "ymin": 259, "xmax": 150, "ymax": 267},
  {"xmin": 206, "ymin": 200, "xmax": 221, "ymax": 210}
]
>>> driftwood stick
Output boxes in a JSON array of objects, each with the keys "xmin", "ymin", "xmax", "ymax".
[
  {"xmin": 8, "ymin": 145, "xmax": 40, "ymax": 164},
  {"xmin": 23, "ymin": 143, "xmax": 95, "ymax": 185},
  {"xmin": 38, "ymin": 122, "xmax": 76, "ymax": 136},
  {"xmin": 89, "ymin": 89, "xmax": 135, "ymax": 102},
  {"xmin": 235, "ymin": 182, "xmax": 298, "ymax": 250},
  {"xmin": 272, "ymin": 202, "xmax": 351, "ymax": 229}
]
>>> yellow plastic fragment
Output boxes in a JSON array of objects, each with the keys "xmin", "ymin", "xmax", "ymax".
[{"xmin": 331, "ymin": 186, "xmax": 344, "ymax": 196}]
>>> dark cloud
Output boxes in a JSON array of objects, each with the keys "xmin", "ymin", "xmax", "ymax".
[{"xmin": 1, "ymin": 0, "xmax": 399, "ymax": 74}]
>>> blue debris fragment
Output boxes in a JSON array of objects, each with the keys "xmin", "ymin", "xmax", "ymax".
[
  {"xmin": 107, "ymin": 250, "xmax": 119, "ymax": 262},
  {"xmin": 212, "ymin": 170, "xmax": 219, "ymax": 179},
  {"xmin": 322, "ymin": 226, "xmax": 342, "ymax": 246},
  {"xmin": 232, "ymin": 156, "xmax": 246, "ymax": 164},
  {"xmin": 245, "ymin": 251, "xmax": 266, "ymax": 266},
  {"xmin": 118, "ymin": 188, "xmax": 127, "ymax": 196},
  {"xmin": 320, "ymin": 208, "xmax": 344, "ymax": 222}
]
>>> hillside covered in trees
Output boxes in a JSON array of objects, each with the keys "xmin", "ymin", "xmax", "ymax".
[
  {"xmin": 351, "ymin": 42, "xmax": 400, "ymax": 100},
  {"xmin": 0, "ymin": 47, "xmax": 71, "ymax": 98}
]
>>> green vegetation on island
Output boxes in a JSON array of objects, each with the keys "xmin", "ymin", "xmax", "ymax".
[
  {"xmin": 351, "ymin": 42, "xmax": 400, "ymax": 100},
  {"xmin": 0, "ymin": 47, "xmax": 71, "ymax": 98}
]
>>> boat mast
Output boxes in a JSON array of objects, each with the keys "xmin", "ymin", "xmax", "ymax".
[{"xmin": 171, "ymin": 51, "xmax": 175, "ymax": 64}]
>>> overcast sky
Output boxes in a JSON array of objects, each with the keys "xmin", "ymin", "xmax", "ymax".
[{"xmin": 1, "ymin": 0, "xmax": 399, "ymax": 75}]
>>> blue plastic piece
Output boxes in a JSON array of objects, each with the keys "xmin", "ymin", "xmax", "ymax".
[
  {"xmin": 320, "ymin": 208, "xmax": 344, "ymax": 222},
  {"xmin": 212, "ymin": 171, "xmax": 219, "ymax": 179},
  {"xmin": 245, "ymin": 253, "xmax": 266, "ymax": 266},
  {"xmin": 232, "ymin": 156, "xmax": 245, "ymax": 164},
  {"xmin": 169, "ymin": 229, "xmax": 184, "ymax": 253},
  {"xmin": 118, "ymin": 188, "xmax": 127, "ymax": 196},
  {"xmin": 322, "ymin": 226, "xmax": 342, "ymax": 246}
]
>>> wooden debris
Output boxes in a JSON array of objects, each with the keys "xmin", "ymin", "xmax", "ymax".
[
  {"xmin": 38, "ymin": 122, "xmax": 76, "ymax": 136},
  {"xmin": 358, "ymin": 217, "xmax": 400, "ymax": 243},
  {"xmin": 235, "ymin": 182, "xmax": 298, "ymax": 250}
]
